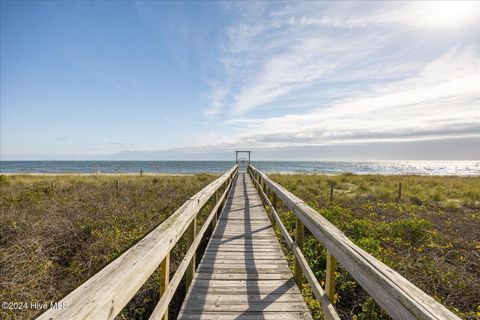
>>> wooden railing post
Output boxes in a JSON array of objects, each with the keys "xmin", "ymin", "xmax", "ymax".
[
  {"xmin": 295, "ymin": 217, "xmax": 304, "ymax": 287},
  {"xmin": 211, "ymin": 190, "xmax": 219, "ymax": 230},
  {"xmin": 325, "ymin": 251, "xmax": 336, "ymax": 302},
  {"xmin": 330, "ymin": 183, "xmax": 334, "ymax": 204},
  {"xmin": 268, "ymin": 189, "xmax": 276, "ymax": 229},
  {"xmin": 397, "ymin": 182, "xmax": 402, "ymax": 203},
  {"xmin": 261, "ymin": 182, "xmax": 266, "ymax": 205},
  {"xmin": 159, "ymin": 253, "xmax": 170, "ymax": 320},
  {"xmin": 186, "ymin": 218, "xmax": 196, "ymax": 288}
]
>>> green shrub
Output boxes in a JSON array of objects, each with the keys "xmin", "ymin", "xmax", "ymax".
[
  {"xmin": 0, "ymin": 175, "xmax": 9, "ymax": 186},
  {"xmin": 356, "ymin": 297, "xmax": 388, "ymax": 320},
  {"xmin": 390, "ymin": 217, "xmax": 432, "ymax": 245}
]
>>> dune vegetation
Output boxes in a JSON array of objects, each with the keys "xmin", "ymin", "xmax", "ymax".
[
  {"xmin": 268, "ymin": 173, "xmax": 480, "ymax": 320},
  {"xmin": 1, "ymin": 173, "xmax": 479, "ymax": 320},
  {"xmin": 0, "ymin": 174, "xmax": 218, "ymax": 320}
]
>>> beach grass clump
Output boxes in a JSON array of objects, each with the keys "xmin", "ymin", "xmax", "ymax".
[
  {"xmin": 0, "ymin": 174, "xmax": 217, "ymax": 320},
  {"xmin": 269, "ymin": 173, "xmax": 480, "ymax": 320}
]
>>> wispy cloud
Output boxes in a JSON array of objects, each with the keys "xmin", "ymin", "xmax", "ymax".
[
  {"xmin": 63, "ymin": 49, "xmax": 138, "ymax": 94},
  {"xmin": 203, "ymin": 82, "xmax": 230, "ymax": 117},
  {"xmin": 196, "ymin": 1, "xmax": 479, "ymax": 153},
  {"xmin": 198, "ymin": 47, "xmax": 479, "ymax": 148}
]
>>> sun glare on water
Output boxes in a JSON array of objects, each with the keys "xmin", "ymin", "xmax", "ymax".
[{"xmin": 410, "ymin": 1, "xmax": 479, "ymax": 29}]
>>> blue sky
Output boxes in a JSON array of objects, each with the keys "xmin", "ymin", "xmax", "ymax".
[{"xmin": 1, "ymin": 1, "xmax": 479, "ymax": 160}]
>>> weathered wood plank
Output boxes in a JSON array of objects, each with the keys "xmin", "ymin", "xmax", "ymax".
[
  {"xmin": 200, "ymin": 259, "xmax": 290, "ymax": 265},
  {"xmin": 178, "ymin": 172, "xmax": 312, "ymax": 320},
  {"xmin": 179, "ymin": 311, "xmax": 312, "ymax": 320},
  {"xmin": 184, "ymin": 293, "xmax": 306, "ymax": 303},
  {"xmin": 183, "ymin": 302, "xmax": 309, "ymax": 312},
  {"xmin": 182, "ymin": 286, "xmax": 303, "ymax": 295},
  {"xmin": 194, "ymin": 273, "xmax": 293, "ymax": 280}
]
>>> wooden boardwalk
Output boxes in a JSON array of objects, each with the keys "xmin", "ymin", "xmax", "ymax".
[
  {"xmin": 36, "ymin": 163, "xmax": 460, "ymax": 320},
  {"xmin": 178, "ymin": 172, "xmax": 312, "ymax": 320}
]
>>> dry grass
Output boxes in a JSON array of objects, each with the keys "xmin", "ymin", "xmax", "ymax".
[
  {"xmin": 0, "ymin": 174, "xmax": 217, "ymax": 320},
  {"xmin": 1, "ymin": 173, "xmax": 479, "ymax": 319}
]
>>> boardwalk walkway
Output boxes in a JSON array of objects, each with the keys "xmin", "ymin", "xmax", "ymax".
[
  {"xmin": 35, "ymin": 163, "xmax": 460, "ymax": 320},
  {"xmin": 178, "ymin": 172, "xmax": 312, "ymax": 320}
]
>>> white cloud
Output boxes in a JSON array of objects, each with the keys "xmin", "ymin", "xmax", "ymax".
[
  {"xmin": 203, "ymin": 83, "xmax": 230, "ymax": 117},
  {"xmin": 197, "ymin": 1, "xmax": 480, "ymax": 153},
  {"xmin": 198, "ymin": 45, "xmax": 480, "ymax": 149}
]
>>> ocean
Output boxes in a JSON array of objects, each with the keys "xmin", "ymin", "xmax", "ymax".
[{"xmin": 1, "ymin": 160, "xmax": 479, "ymax": 176}]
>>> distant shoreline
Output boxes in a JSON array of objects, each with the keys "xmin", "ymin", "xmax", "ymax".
[
  {"xmin": 1, "ymin": 160, "xmax": 478, "ymax": 176},
  {"xmin": 2, "ymin": 172, "xmax": 479, "ymax": 177},
  {"xmin": 1, "ymin": 172, "xmax": 196, "ymax": 176}
]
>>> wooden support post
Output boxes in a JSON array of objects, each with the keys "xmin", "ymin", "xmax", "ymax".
[
  {"xmin": 186, "ymin": 218, "xmax": 196, "ymax": 288},
  {"xmin": 159, "ymin": 253, "xmax": 170, "ymax": 320},
  {"xmin": 115, "ymin": 180, "xmax": 119, "ymax": 190},
  {"xmin": 222, "ymin": 182, "xmax": 228, "ymax": 206},
  {"xmin": 295, "ymin": 217, "xmax": 304, "ymax": 287},
  {"xmin": 270, "ymin": 192, "xmax": 276, "ymax": 229},
  {"xmin": 330, "ymin": 184, "xmax": 334, "ymax": 204},
  {"xmin": 397, "ymin": 182, "xmax": 402, "ymax": 203},
  {"xmin": 211, "ymin": 190, "xmax": 219, "ymax": 230},
  {"xmin": 262, "ymin": 182, "xmax": 267, "ymax": 205},
  {"xmin": 325, "ymin": 251, "xmax": 336, "ymax": 303}
]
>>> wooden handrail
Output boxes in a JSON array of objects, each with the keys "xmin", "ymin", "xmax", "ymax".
[
  {"xmin": 248, "ymin": 169, "xmax": 340, "ymax": 320},
  {"xmin": 248, "ymin": 165, "xmax": 460, "ymax": 320},
  {"xmin": 149, "ymin": 171, "xmax": 235, "ymax": 319},
  {"xmin": 36, "ymin": 165, "xmax": 238, "ymax": 320}
]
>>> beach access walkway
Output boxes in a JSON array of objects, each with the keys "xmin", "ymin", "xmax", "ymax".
[
  {"xmin": 36, "ymin": 158, "xmax": 461, "ymax": 320},
  {"xmin": 178, "ymin": 172, "xmax": 312, "ymax": 319}
]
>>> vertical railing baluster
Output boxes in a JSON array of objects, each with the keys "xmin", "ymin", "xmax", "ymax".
[
  {"xmin": 295, "ymin": 216, "xmax": 304, "ymax": 287},
  {"xmin": 186, "ymin": 218, "xmax": 196, "ymax": 288},
  {"xmin": 159, "ymin": 253, "xmax": 170, "ymax": 320},
  {"xmin": 271, "ymin": 192, "xmax": 277, "ymax": 228},
  {"xmin": 211, "ymin": 190, "xmax": 219, "ymax": 230},
  {"xmin": 325, "ymin": 251, "xmax": 337, "ymax": 302}
]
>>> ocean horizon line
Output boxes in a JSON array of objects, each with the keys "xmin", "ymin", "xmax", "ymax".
[
  {"xmin": 1, "ymin": 159, "xmax": 479, "ymax": 162},
  {"xmin": 1, "ymin": 160, "xmax": 479, "ymax": 176}
]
